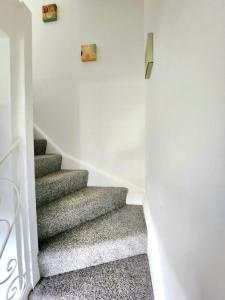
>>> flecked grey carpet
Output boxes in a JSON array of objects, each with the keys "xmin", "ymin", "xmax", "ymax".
[
  {"xmin": 35, "ymin": 154, "xmax": 62, "ymax": 178},
  {"xmin": 34, "ymin": 139, "xmax": 47, "ymax": 155},
  {"xmin": 38, "ymin": 186, "xmax": 128, "ymax": 240},
  {"xmin": 32, "ymin": 139, "xmax": 154, "ymax": 299},
  {"xmin": 39, "ymin": 205, "xmax": 147, "ymax": 277},
  {"xmin": 36, "ymin": 170, "xmax": 89, "ymax": 207},
  {"xmin": 29, "ymin": 254, "xmax": 154, "ymax": 300}
]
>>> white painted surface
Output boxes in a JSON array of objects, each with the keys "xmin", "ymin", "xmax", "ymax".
[
  {"xmin": 0, "ymin": 0, "xmax": 39, "ymax": 294},
  {"xmin": 0, "ymin": 33, "xmax": 11, "ymax": 155},
  {"xmin": 0, "ymin": 32, "xmax": 19, "ymax": 299},
  {"xmin": 24, "ymin": 0, "xmax": 145, "ymax": 194},
  {"xmin": 144, "ymin": 0, "xmax": 225, "ymax": 299}
]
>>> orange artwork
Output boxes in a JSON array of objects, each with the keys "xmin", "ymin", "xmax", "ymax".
[
  {"xmin": 81, "ymin": 44, "xmax": 97, "ymax": 62},
  {"xmin": 42, "ymin": 4, "xmax": 57, "ymax": 23}
]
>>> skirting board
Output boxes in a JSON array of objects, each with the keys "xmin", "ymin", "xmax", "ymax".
[
  {"xmin": 143, "ymin": 198, "xmax": 164, "ymax": 300},
  {"xmin": 34, "ymin": 124, "xmax": 145, "ymax": 205},
  {"xmin": 144, "ymin": 198, "xmax": 186, "ymax": 300}
]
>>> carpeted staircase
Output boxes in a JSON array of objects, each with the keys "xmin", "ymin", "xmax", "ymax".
[{"xmin": 30, "ymin": 139, "xmax": 154, "ymax": 299}]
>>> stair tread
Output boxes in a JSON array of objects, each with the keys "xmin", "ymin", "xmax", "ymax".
[
  {"xmin": 37, "ymin": 186, "xmax": 128, "ymax": 240},
  {"xmin": 35, "ymin": 154, "xmax": 62, "ymax": 178},
  {"xmin": 39, "ymin": 205, "xmax": 147, "ymax": 277},
  {"xmin": 36, "ymin": 169, "xmax": 89, "ymax": 207},
  {"xmin": 29, "ymin": 254, "xmax": 153, "ymax": 300},
  {"xmin": 34, "ymin": 139, "xmax": 47, "ymax": 155},
  {"xmin": 34, "ymin": 153, "xmax": 62, "ymax": 160}
]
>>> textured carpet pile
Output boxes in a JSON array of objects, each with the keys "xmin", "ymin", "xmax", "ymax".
[{"xmin": 30, "ymin": 139, "xmax": 154, "ymax": 299}]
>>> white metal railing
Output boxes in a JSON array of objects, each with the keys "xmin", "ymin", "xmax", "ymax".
[
  {"xmin": 0, "ymin": 139, "xmax": 27, "ymax": 300},
  {"xmin": 0, "ymin": 140, "xmax": 20, "ymax": 166}
]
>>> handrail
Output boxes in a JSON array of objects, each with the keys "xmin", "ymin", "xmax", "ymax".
[{"xmin": 0, "ymin": 139, "xmax": 20, "ymax": 167}]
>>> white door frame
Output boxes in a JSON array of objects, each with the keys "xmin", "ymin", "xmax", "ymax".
[{"xmin": 0, "ymin": 0, "xmax": 40, "ymax": 298}]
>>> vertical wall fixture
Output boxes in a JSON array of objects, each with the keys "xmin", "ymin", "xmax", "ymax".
[{"xmin": 145, "ymin": 32, "xmax": 153, "ymax": 79}]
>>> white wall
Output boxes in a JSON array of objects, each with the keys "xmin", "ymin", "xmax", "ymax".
[
  {"xmin": 25, "ymin": 0, "xmax": 145, "ymax": 193},
  {"xmin": 0, "ymin": 33, "xmax": 11, "ymax": 155},
  {"xmin": 144, "ymin": 0, "xmax": 225, "ymax": 299}
]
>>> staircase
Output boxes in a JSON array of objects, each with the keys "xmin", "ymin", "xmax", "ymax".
[{"xmin": 30, "ymin": 139, "xmax": 154, "ymax": 299}]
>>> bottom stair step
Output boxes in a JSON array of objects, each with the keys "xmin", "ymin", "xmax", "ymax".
[
  {"xmin": 30, "ymin": 254, "xmax": 154, "ymax": 300},
  {"xmin": 39, "ymin": 205, "xmax": 147, "ymax": 277}
]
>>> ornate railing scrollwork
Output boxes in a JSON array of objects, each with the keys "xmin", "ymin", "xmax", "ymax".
[
  {"xmin": 7, "ymin": 273, "xmax": 26, "ymax": 300},
  {"xmin": 0, "ymin": 219, "xmax": 11, "ymax": 260},
  {"xmin": 0, "ymin": 259, "xmax": 17, "ymax": 285},
  {"xmin": 0, "ymin": 179, "xmax": 20, "ymax": 260},
  {"xmin": 0, "ymin": 140, "xmax": 27, "ymax": 300}
]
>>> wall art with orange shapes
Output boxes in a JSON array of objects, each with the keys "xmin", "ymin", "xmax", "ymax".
[
  {"xmin": 42, "ymin": 4, "xmax": 57, "ymax": 23},
  {"xmin": 81, "ymin": 44, "xmax": 97, "ymax": 62}
]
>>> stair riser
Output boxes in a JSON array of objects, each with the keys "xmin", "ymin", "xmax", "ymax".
[
  {"xmin": 36, "ymin": 172, "xmax": 89, "ymax": 207},
  {"xmin": 39, "ymin": 234, "xmax": 147, "ymax": 277},
  {"xmin": 35, "ymin": 155, "xmax": 62, "ymax": 178},
  {"xmin": 38, "ymin": 187, "xmax": 128, "ymax": 240},
  {"xmin": 34, "ymin": 139, "xmax": 47, "ymax": 155}
]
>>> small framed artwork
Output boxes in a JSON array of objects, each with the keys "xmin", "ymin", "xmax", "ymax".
[
  {"xmin": 81, "ymin": 44, "xmax": 97, "ymax": 62},
  {"xmin": 42, "ymin": 4, "xmax": 57, "ymax": 23}
]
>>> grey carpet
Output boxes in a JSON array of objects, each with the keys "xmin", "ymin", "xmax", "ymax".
[
  {"xmin": 35, "ymin": 154, "xmax": 62, "ymax": 178},
  {"xmin": 37, "ymin": 186, "xmax": 128, "ymax": 240},
  {"xmin": 39, "ymin": 205, "xmax": 147, "ymax": 277},
  {"xmin": 34, "ymin": 139, "xmax": 47, "ymax": 155},
  {"xmin": 36, "ymin": 170, "xmax": 89, "ymax": 207},
  {"xmin": 29, "ymin": 254, "xmax": 154, "ymax": 300},
  {"xmin": 34, "ymin": 138, "xmax": 153, "ymax": 298}
]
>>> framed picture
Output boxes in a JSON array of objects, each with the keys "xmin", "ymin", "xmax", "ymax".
[
  {"xmin": 81, "ymin": 44, "xmax": 97, "ymax": 62},
  {"xmin": 42, "ymin": 4, "xmax": 57, "ymax": 23}
]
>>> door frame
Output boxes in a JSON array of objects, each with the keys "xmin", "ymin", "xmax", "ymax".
[{"xmin": 0, "ymin": 0, "xmax": 40, "ymax": 298}]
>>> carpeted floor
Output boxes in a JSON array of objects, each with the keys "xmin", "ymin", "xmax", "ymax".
[{"xmin": 29, "ymin": 254, "xmax": 154, "ymax": 300}]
